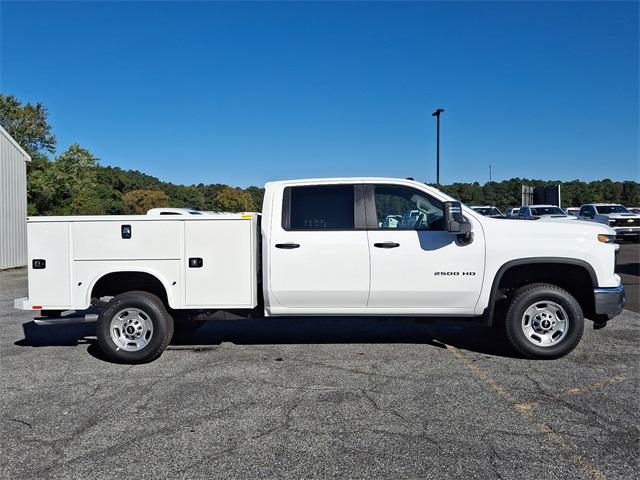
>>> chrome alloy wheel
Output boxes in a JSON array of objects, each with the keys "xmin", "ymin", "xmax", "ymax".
[
  {"xmin": 521, "ymin": 301, "xmax": 569, "ymax": 347},
  {"xmin": 110, "ymin": 308, "xmax": 154, "ymax": 351}
]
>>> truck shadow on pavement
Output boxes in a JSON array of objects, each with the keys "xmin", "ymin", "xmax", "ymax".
[{"xmin": 15, "ymin": 315, "xmax": 521, "ymax": 360}]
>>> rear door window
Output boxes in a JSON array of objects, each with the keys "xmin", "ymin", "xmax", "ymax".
[{"xmin": 283, "ymin": 185, "xmax": 355, "ymax": 230}]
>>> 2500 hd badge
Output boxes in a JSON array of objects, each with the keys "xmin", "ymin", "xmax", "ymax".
[{"xmin": 434, "ymin": 271, "xmax": 476, "ymax": 276}]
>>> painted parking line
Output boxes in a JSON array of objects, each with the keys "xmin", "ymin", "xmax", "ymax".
[
  {"xmin": 515, "ymin": 375, "xmax": 626, "ymax": 414},
  {"xmin": 448, "ymin": 346, "xmax": 609, "ymax": 480}
]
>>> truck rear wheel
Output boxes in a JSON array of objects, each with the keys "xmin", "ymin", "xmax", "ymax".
[
  {"xmin": 505, "ymin": 283, "xmax": 584, "ymax": 359},
  {"xmin": 97, "ymin": 291, "xmax": 174, "ymax": 363}
]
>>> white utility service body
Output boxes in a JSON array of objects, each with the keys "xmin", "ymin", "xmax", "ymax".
[
  {"xmin": 16, "ymin": 214, "xmax": 259, "ymax": 311},
  {"xmin": 15, "ymin": 177, "xmax": 626, "ymax": 362}
]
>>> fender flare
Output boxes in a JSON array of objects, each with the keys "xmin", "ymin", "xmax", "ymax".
[
  {"xmin": 85, "ymin": 267, "xmax": 176, "ymax": 309},
  {"xmin": 483, "ymin": 257, "xmax": 597, "ymax": 327}
]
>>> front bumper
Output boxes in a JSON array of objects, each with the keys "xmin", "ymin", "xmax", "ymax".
[
  {"xmin": 594, "ymin": 285, "xmax": 626, "ymax": 319},
  {"xmin": 612, "ymin": 226, "xmax": 640, "ymax": 237}
]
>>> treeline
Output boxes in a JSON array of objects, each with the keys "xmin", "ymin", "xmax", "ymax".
[
  {"xmin": 1, "ymin": 94, "xmax": 638, "ymax": 215},
  {"xmin": 437, "ymin": 179, "xmax": 640, "ymax": 210}
]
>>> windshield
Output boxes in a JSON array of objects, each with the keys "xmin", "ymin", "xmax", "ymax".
[
  {"xmin": 472, "ymin": 207, "xmax": 503, "ymax": 216},
  {"xmin": 472, "ymin": 207, "xmax": 492, "ymax": 215},
  {"xmin": 595, "ymin": 205, "xmax": 630, "ymax": 214},
  {"xmin": 531, "ymin": 207, "xmax": 565, "ymax": 216}
]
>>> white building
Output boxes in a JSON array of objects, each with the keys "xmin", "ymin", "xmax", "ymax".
[{"xmin": 0, "ymin": 125, "xmax": 31, "ymax": 269}]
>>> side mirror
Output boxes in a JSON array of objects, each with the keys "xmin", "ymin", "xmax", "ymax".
[{"xmin": 444, "ymin": 201, "xmax": 472, "ymax": 235}]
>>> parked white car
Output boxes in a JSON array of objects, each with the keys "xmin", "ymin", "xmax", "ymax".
[
  {"xmin": 16, "ymin": 177, "xmax": 624, "ymax": 363},
  {"xmin": 146, "ymin": 208, "xmax": 204, "ymax": 216},
  {"xmin": 518, "ymin": 205, "xmax": 576, "ymax": 219},
  {"xmin": 565, "ymin": 207, "xmax": 580, "ymax": 217},
  {"xmin": 470, "ymin": 206, "xmax": 505, "ymax": 218},
  {"xmin": 578, "ymin": 204, "xmax": 640, "ymax": 240}
]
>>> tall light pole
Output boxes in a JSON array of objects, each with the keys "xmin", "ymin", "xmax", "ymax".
[{"xmin": 431, "ymin": 108, "xmax": 445, "ymax": 186}]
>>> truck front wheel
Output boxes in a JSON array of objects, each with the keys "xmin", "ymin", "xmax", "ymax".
[
  {"xmin": 97, "ymin": 291, "xmax": 174, "ymax": 363},
  {"xmin": 505, "ymin": 283, "xmax": 584, "ymax": 359}
]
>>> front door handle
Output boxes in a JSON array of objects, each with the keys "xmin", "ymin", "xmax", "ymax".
[
  {"xmin": 374, "ymin": 242, "xmax": 400, "ymax": 249},
  {"xmin": 275, "ymin": 243, "xmax": 300, "ymax": 249}
]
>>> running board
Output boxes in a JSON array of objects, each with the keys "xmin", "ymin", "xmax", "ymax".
[{"xmin": 34, "ymin": 314, "xmax": 98, "ymax": 326}]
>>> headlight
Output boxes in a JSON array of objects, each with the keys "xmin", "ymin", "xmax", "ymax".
[{"xmin": 598, "ymin": 234, "xmax": 616, "ymax": 244}]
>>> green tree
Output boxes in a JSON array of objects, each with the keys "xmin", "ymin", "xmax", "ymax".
[
  {"xmin": 51, "ymin": 144, "xmax": 101, "ymax": 214},
  {"xmin": 214, "ymin": 187, "xmax": 256, "ymax": 212},
  {"xmin": 245, "ymin": 186, "xmax": 265, "ymax": 211},
  {"xmin": 123, "ymin": 189, "xmax": 170, "ymax": 214},
  {"xmin": 0, "ymin": 94, "xmax": 56, "ymax": 157}
]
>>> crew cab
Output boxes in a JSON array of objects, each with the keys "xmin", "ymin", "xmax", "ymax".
[
  {"xmin": 578, "ymin": 203, "xmax": 640, "ymax": 240},
  {"xmin": 15, "ymin": 178, "xmax": 626, "ymax": 363}
]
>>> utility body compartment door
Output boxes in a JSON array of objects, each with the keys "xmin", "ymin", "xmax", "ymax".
[
  {"xmin": 184, "ymin": 219, "xmax": 257, "ymax": 308},
  {"xmin": 27, "ymin": 222, "xmax": 71, "ymax": 308}
]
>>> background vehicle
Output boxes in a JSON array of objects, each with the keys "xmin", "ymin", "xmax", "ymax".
[
  {"xmin": 147, "ymin": 208, "xmax": 204, "ymax": 215},
  {"xmin": 565, "ymin": 207, "xmax": 580, "ymax": 217},
  {"xmin": 470, "ymin": 206, "xmax": 505, "ymax": 218},
  {"xmin": 578, "ymin": 203, "xmax": 640, "ymax": 240},
  {"xmin": 505, "ymin": 208, "xmax": 520, "ymax": 217},
  {"xmin": 16, "ymin": 178, "xmax": 625, "ymax": 363},
  {"xmin": 518, "ymin": 205, "xmax": 575, "ymax": 219}
]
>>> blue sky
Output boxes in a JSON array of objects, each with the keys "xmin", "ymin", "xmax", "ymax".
[{"xmin": 1, "ymin": 1, "xmax": 638, "ymax": 187}]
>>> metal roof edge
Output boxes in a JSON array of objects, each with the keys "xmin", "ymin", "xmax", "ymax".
[{"xmin": 0, "ymin": 123, "xmax": 32, "ymax": 161}]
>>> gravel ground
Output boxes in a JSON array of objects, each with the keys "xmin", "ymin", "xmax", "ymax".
[{"xmin": 1, "ymin": 266, "xmax": 638, "ymax": 480}]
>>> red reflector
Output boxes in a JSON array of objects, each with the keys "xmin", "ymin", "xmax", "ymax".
[{"xmin": 32, "ymin": 306, "xmax": 42, "ymax": 310}]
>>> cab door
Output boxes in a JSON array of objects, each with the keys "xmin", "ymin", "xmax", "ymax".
[
  {"xmin": 267, "ymin": 183, "xmax": 370, "ymax": 310},
  {"xmin": 365, "ymin": 184, "xmax": 484, "ymax": 311}
]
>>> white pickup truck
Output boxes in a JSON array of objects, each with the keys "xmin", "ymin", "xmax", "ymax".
[{"xmin": 15, "ymin": 178, "xmax": 626, "ymax": 363}]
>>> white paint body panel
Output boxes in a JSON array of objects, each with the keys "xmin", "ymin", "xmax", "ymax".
[
  {"xmin": 367, "ymin": 228, "xmax": 484, "ymax": 311},
  {"xmin": 26, "ymin": 222, "xmax": 71, "ymax": 308},
  {"xmin": 184, "ymin": 220, "xmax": 257, "ymax": 308}
]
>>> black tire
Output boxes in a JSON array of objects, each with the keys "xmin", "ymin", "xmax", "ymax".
[
  {"xmin": 97, "ymin": 291, "xmax": 174, "ymax": 364},
  {"xmin": 505, "ymin": 283, "xmax": 584, "ymax": 359}
]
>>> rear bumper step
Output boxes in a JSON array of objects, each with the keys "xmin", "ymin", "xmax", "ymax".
[{"xmin": 34, "ymin": 313, "xmax": 98, "ymax": 326}]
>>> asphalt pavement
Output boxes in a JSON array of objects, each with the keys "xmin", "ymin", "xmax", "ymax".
[{"xmin": 0, "ymin": 265, "xmax": 638, "ymax": 480}]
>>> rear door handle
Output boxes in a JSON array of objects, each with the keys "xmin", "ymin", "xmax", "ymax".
[
  {"xmin": 374, "ymin": 242, "xmax": 400, "ymax": 249},
  {"xmin": 275, "ymin": 243, "xmax": 300, "ymax": 249}
]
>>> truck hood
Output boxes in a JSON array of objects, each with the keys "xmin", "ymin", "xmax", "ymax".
[
  {"xmin": 485, "ymin": 216, "xmax": 615, "ymax": 237},
  {"xmin": 536, "ymin": 214, "xmax": 577, "ymax": 219}
]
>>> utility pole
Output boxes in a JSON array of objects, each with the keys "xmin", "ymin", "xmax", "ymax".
[
  {"xmin": 431, "ymin": 108, "xmax": 444, "ymax": 186},
  {"xmin": 489, "ymin": 164, "xmax": 492, "ymax": 182}
]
